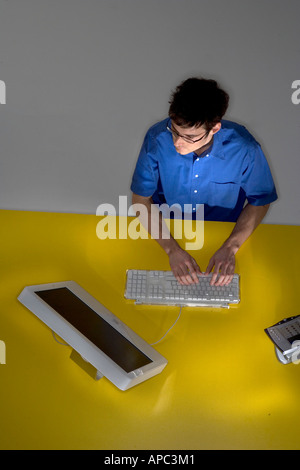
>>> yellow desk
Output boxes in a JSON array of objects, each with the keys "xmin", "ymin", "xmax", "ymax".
[{"xmin": 0, "ymin": 209, "xmax": 300, "ymax": 450}]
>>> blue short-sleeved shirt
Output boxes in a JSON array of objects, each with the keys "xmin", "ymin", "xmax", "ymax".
[{"xmin": 131, "ymin": 118, "xmax": 278, "ymax": 222}]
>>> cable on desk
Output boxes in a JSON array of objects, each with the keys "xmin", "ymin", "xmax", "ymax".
[
  {"xmin": 51, "ymin": 306, "xmax": 182, "ymax": 348},
  {"xmin": 51, "ymin": 330, "xmax": 69, "ymax": 346},
  {"xmin": 150, "ymin": 306, "xmax": 182, "ymax": 346}
]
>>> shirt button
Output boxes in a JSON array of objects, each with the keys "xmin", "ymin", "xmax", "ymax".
[
  {"xmin": 196, "ymin": 158, "xmax": 199, "ymax": 162},
  {"xmin": 194, "ymin": 190, "xmax": 197, "ymax": 193},
  {"xmin": 195, "ymin": 174, "xmax": 199, "ymax": 178}
]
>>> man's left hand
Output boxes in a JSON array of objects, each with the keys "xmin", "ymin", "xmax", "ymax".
[{"xmin": 205, "ymin": 245, "xmax": 236, "ymax": 286}]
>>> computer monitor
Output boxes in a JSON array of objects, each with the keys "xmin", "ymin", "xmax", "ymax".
[{"xmin": 18, "ymin": 281, "xmax": 168, "ymax": 390}]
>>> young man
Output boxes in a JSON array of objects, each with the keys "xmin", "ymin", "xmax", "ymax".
[{"xmin": 131, "ymin": 77, "xmax": 278, "ymax": 286}]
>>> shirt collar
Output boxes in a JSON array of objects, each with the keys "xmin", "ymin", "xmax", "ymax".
[
  {"xmin": 209, "ymin": 128, "xmax": 225, "ymax": 160},
  {"xmin": 167, "ymin": 118, "xmax": 226, "ymax": 160}
]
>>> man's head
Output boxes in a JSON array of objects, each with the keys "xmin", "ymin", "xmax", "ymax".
[
  {"xmin": 168, "ymin": 77, "xmax": 229, "ymax": 155},
  {"xmin": 169, "ymin": 77, "xmax": 229, "ymax": 130}
]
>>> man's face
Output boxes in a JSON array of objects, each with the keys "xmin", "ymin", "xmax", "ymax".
[{"xmin": 170, "ymin": 121, "xmax": 221, "ymax": 155}]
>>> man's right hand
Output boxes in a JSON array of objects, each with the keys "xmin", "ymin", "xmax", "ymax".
[
  {"xmin": 168, "ymin": 245, "xmax": 202, "ymax": 285},
  {"xmin": 131, "ymin": 193, "xmax": 202, "ymax": 285}
]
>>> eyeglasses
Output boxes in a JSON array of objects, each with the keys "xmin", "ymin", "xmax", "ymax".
[{"xmin": 167, "ymin": 121, "xmax": 209, "ymax": 144}]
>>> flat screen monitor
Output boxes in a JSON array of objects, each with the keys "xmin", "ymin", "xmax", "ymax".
[{"xmin": 18, "ymin": 281, "xmax": 167, "ymax": 390}]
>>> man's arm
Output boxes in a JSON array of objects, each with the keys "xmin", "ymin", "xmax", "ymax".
[
  {"xmin": 132, "ymin": 193, "xmax": 202, "ymax": 285},
  {"xmin": 205, "ymin": 203, "xmax": 270, "ymax": 285},
  {"xmin": 132, "ymin": 194, "xmax": 270, "ymax": 286}
]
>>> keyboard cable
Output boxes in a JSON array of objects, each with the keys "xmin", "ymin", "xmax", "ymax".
[
  {"xmin": 150, "ymin": 306, "xmax": 182, "ymax": 346},
  {"xmin": 51, "ymin": 307, "xmax": 183, "ymax": 348}
]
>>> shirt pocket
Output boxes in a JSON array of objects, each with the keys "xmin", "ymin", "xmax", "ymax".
[{"xmin": 207, "ymin": 181, "xmax": 240, "ymax": 209}]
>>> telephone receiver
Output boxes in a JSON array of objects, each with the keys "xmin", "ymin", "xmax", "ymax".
[
  {"xmin": 275, "ymin": 340, "xmax": 300, "ymax": 365},
  {"xmin": 265, "ymin": 315, "xmax": 300, "ymax": 364}
]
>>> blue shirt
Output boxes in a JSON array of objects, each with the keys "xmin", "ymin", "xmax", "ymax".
[{"xmin": 131, "ymin": 118, "xmax": 278, "ymax": 222}]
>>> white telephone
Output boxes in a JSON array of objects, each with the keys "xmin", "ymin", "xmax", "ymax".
[{"xmin": 264, "ymin": 315, "xmax": 300, "ymax": 364}]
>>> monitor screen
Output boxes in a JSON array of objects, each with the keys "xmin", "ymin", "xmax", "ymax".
[
  {"xmin": 36, "ymin": 287, "xmax": 152, "ymax": 373},
  {"xmin": 18, "ymin": 281, "xmax": 168, "ymax": 390}
]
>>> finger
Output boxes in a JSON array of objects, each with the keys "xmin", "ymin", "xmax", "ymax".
[
  {"xmin": 186, "ymin": 273, "xmax": 196, "ymax": 284},
  {"xmin": 175, "ymin": 267, "xmax": 193, "ymax": 286},
  {"xmin": 174, "ymin": 274, "xmax": 183, "ymax": 285},
  {"xmin": 179, "ymin": 274, "xmax": 193, "ymax": 285},
  {"xmin": 214, "ymin": 266, "xmax": 227, "ymax": 285},
  {"xmin": 217, "ymin": 269, "xmax": 234, "ymax": 285},
  {"xmin": 191, "ymin": 258, "xmax": 202, "ymax": 273},
  {"xmin": 188, "ymin": 265, "xmax": 200, "ymax": 284},
  {"xmin": 173, "ymin": 268, "xmax": 187, "ymax": 285},
  {"xmin": 205, "ymin": 258, "xmax": 215, "ymax": 276},
  {"xmin": 210, "ymin": 261, "xmax": 223, "ymax": 285},
  {"xmin": 175, "ymin": 273, "xmax": 187, "ymax": 285},
  {"xmin": 224, "ymin": 274, "xmax": 234, "ymax": 285},
  {"xmin": 184, "ymin": 261, "xmax": 199, "ymax": 284},
  {"xmin": 190, "ymin": 271, "xmax": 200, "ymax": 283},
  {"xmin": 224, "ymin": 272, "xmax": 234, "ymax": 285},
  {"xmin": 214, "ymin": 274, "xmax": 226, "ymax": 286},
  {"xmin": 172, "ymin": 266, "xmax": 185, "ymax": 285},
  {"xmin": 192, "ymin": 259, "xmax": 204, "ymax": 279},
  {"xmin": 215, "ymin": 266, "xmax": 234, "ymax": 286},
  {"xmin": 210, "ymin": 271, "xmax": 219, "ymax": 286},
  {"xmin": 183, "ymin": 270, "xmax": 196, "ymax": 285}
]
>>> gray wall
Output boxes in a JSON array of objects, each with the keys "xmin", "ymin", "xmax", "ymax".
[{"xmin": 0, "ymin": 0, "xmax": 299, "ymax": 224}]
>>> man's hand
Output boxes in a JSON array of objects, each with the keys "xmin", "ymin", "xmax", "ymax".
[
  {"xmin": 132, "ymin": 193, "xmax": 270, "ymax": 289},
  {"xmin": 132, "ymin": 193, "xmax": 203, "ymax": 285},
  {"xmin": 205, "ymin": 203, "xmax": 270, "ymax": 286},
  {"xmin": 205, "ymin": 245, "xmax": 236, "ymax": 286},
  {"xmin": 168, "ymin": 245, "xmax": 202, "ymax": 285}
]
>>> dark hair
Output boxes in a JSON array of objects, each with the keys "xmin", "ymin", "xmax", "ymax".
[{"xmin": 168, "ymin": 77, "xmax": 229, "ymax": 131}]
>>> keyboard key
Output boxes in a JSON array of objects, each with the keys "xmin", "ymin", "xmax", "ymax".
[{"xmin": 125, "ymin": 270, "xmax": 240, "ymax": 308}]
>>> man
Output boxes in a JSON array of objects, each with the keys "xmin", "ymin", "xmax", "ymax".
[{"xmin": 131, "ymin": 77, "xmax": 278, "ymax": 286}]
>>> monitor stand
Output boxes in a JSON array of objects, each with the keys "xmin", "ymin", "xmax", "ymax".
[{"xmin": 70, "ymin": 349, "xmax": 103, "ymax": 381}]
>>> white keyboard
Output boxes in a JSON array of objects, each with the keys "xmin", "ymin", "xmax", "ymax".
[{"xmin": 125, "ymin": 270, "xmax": 240, "ymax": 308}]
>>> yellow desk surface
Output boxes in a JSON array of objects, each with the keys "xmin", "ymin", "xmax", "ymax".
[{"xmin": 1, "ymin": 209, "xmax": 300, "ymax": 450}]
